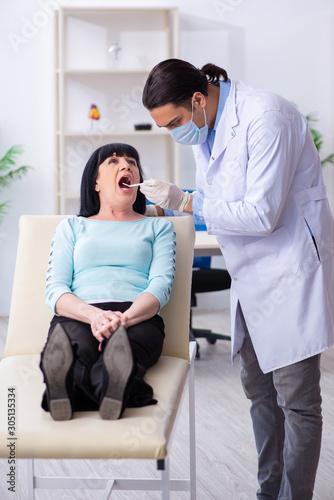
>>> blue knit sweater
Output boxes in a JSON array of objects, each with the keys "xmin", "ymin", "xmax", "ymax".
[{"xmin": 45, "ymin": 216, "xmax": 176, "ymax": 313}]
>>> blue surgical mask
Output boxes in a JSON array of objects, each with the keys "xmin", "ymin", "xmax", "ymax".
[{"xmin": 169, "ymin": 102, "xmax": 208, "ymax": 145}]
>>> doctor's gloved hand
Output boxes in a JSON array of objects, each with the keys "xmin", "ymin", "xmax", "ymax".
[
  {"xmin": 144, "ymin": 204, "xmax": 158, "ymax": 216},
  {"xmin": 140, "ymin": 179, "xmax": 191, "ymax": 212}
]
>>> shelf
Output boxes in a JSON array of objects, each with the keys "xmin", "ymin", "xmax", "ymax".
[
  {"xmin": 63, "ymin": 191, "xmax": 80, "ymax": 200},
  {"xmin": 56, "ymin": 69, "xmax": 151, "ymax": 76},
  {"xmin": 57, "ymin": 129, "xmax": 168, "ymax": 137},
  {"xmin": 63, "ymin": 7, "xmax": 177, "ymax": 14},
  {"xmin": 55, "ymin": 6, "xmax": 179, "ymax": 214}
]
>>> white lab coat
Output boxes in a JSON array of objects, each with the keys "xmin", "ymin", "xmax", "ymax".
[{"xmin": 193, "ymin": 79, "xmax": 334, "ymax": 373}]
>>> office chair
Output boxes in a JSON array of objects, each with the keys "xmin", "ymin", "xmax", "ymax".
[{"xmin": 190, "ymin": 225, "xmax": 231, "ymax": 359}]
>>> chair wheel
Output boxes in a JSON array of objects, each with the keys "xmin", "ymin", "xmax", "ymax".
[{"xmin": 207, "ymin": 338, "xmax": 217, "ymax": 345}]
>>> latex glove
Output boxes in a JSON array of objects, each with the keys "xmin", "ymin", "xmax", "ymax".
[
  {"xmin": 144, "ymin": 204, "xmax": 158, "ymax": 217},
  {"xmin": 140, "ymin": 179, "xmax": 191, "ymax": 212}
]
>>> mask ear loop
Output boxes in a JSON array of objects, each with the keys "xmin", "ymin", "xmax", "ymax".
[
  {"xmin": 203, "ymin": 107, "xmax": 207, "ymax": 127},
  {"xmin": 192, "ymin": 99, "xmax": 207, "ymax": 127}
]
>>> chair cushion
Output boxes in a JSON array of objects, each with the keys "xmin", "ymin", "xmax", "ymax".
[{"xmin": 0, "ymin": 354, "xmax": 189, "ymax": 460}]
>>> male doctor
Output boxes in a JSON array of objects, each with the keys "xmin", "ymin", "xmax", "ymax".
[{"xmin": 140, "ymin": 58, "xmax": 334, "ymax": 500}]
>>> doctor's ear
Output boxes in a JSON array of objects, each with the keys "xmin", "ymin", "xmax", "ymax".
[{"xmin": 192, "ymin": 92, "xmax": 206, "ymax": 109}]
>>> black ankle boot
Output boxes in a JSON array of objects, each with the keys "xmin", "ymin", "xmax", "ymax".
[
  {"xmin": 40, "ymin": 324, "xmax": 74, "ymax": 421},
  {"xmin": 99, "ymin": 325, "xmax": 134, "ymax": 420}
]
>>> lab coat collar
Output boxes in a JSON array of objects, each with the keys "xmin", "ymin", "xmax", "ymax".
[
  {"xmin": 210, "ymin": 79, "xmax": 238, "ymax": 166},
  {"xmin": 193, "ymin": 80, "xmax": 238, "ymax": 170}
]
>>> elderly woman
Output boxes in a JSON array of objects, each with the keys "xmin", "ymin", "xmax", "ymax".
[{"xmin": 40, "ymin": 143, "xmax": 176, "ymax": 421}]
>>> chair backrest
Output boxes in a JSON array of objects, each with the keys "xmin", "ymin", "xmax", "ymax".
[{"xmin": 4, "ymin": 215, "xmax": 195, "ymax": 361}]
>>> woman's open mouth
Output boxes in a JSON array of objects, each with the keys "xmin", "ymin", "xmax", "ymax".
[{"xmin": 118, "ymin": 175, "xmax": 132, "ymax": 191}]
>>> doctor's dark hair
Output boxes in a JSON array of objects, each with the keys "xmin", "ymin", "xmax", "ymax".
[
  {"xmin": 78, "ymin": 143, "xmax": 146, "ymax": 217},
  {"xmin": 142, "ymin": 58, "xmax": 228, "ymax": 111}
]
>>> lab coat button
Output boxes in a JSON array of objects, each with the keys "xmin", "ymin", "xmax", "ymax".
[
  {"xmin": 233, "ymin": 277, "xmax": 238, "ymax": 281},
  {"xmin": 211, "ymin": 156, "xmax": 215, "ymax": 161},
  {"xmin": 208, "ymin": 181, "xmax": 212, "ymax": 186},
  {"xmin": 231, "ymin": 132, "xmax": 235, "ymax": 137}
]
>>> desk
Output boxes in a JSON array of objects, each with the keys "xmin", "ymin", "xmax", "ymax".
[{"xmin": 194, "ymin": 231, "xmax": 221, "ymax": 257}]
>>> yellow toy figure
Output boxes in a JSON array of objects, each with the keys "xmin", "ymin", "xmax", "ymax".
[{"xmin": 88, "ymin": 104, "xmax": 100, "ymax": 130}]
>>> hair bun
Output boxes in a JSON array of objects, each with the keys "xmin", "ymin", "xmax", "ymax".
[{"xmin": 200, "ymin": 63, "xmax": 228, "ymax": 84}]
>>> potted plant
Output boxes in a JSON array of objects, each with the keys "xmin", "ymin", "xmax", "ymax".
[{"xmin": 0, "ymin": 145, "xmax": 31, "ymax": 223}]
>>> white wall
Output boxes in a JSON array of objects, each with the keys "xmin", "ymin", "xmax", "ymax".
[{"xmin": 1, "ymin": 0, "xmax": 334, "ymax": 315}]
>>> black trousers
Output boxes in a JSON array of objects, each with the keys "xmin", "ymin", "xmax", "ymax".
[{"xmin": 43, "ymin": 302, "xmax": 165, "ymax": 411}]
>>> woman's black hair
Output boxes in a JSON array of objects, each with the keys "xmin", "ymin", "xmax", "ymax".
[
  {"xmin": 78, "ymin": 143, "xmax": 146, "ymax": 217},
  {"xmin": 142, "ymin": 59, "xmax": 228, "ymax": 111}
]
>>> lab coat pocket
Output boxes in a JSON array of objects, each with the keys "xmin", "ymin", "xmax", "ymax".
[
  {"xmin": 244, "ymin": 226, "xmax": 299, "ymax": 285},
  {"xmin": 294, "ymin": 186, "xmax": 329, "ymax": 263}
]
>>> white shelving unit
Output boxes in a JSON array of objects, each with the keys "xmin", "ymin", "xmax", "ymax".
[{"xmin": 55, "ymin": 7, "xmax": 179, "ymax": 214}]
